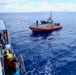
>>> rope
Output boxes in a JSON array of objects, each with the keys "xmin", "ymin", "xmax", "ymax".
[{"xmin": 20, "ymin": 50, "xmax": 28, "ymax": 57}]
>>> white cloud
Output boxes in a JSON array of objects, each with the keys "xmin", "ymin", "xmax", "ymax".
[
  {"xmin": 0, "ymin": 0, "xmax": 76, "ymax": 12},
  {"xmin": 0, "ymin": 0, "xmax": 35, "ymax": 12},
  {"xmin": 54, "ymin": 3, "xmax": 76, "ymax": 11},
  {"xmin": 39, "ymin": 2, "xmax": 76, "ymax": 12},
  {"xmin": 39, "ymin": 2, "xmax": 54, "ymax": 11}
]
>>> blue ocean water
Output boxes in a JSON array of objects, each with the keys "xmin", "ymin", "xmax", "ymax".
[{"xmin": 0, "ymin": 12, "xmax": 76, "ymax": 75}]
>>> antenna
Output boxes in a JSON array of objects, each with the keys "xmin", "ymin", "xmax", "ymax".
[{"xmin": 50, "ymin": 11, "xmax": 52, "ymax": 19}]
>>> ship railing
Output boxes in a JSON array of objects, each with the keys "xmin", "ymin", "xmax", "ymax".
[{"xmin": 0, "ymin": 44, "xmax": 5, "ymax": 75}]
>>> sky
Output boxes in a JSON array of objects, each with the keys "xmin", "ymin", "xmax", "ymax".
[{"xmin": 0, "ymin": 0, "xmax": 76, "ymax": 12}]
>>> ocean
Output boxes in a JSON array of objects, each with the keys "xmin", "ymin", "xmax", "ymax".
[{"xmin": 0, "ymin": 12, "xmax": 76, "ymax": 75}]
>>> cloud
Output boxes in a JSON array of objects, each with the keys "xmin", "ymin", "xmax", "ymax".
[
  {"xmin": 0, "ymin": 0, "xmax": 34, "ymax": 12},
  {"xmin": 0, "ymin": 0, "xmax": 76, "ymax": 12},
  {"xmin": 54, "ymin": 3, "xmax": 76, "ymax": 11},
  {"xmin": 39, "ymin": 2, "xmax": 76, "ymax": 12},
  {"xmin": 39, "ymin": 2, "xmax": 54, "ymax": 11}
]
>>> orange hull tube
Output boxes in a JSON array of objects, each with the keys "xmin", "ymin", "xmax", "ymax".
[{"xmin": 29, "ymin": 25, "xmax": 62, "ymax": 32}]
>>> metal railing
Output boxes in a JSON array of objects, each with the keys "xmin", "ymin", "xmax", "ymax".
[{"xmin": 0, "ymin": 45, "xmax": 5, "ymax": 75}]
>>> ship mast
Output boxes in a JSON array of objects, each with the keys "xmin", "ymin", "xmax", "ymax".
[{"xmin": 50, "ymin": 11, "xmax": 52, "ymax": 19}]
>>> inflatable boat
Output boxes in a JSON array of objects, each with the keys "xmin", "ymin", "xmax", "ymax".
[
  {"xmin": 29, "ymin": 13, "xmax": 62, "ymax": 32},
  {"xmin": 29, "ymin": 23, "xmax": 62, "ymax": 32}
]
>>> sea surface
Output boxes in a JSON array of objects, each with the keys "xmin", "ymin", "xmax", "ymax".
[{"xmin": 0, "ymin": 12, "xmax": 76, "ymax": 75}]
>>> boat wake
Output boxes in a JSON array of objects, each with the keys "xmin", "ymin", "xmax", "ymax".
[{"xmin": 23, "ymin": 58, "xmax": 60, "ymax": 75}]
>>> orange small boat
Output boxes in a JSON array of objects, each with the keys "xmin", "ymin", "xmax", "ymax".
[
  {"xmin": 29, "ymin": 23, "xmax": 62, "ymax": 32},
  {"xmin": 29, "ymin": 13, "xmax": 62, "ymax": 32}
]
